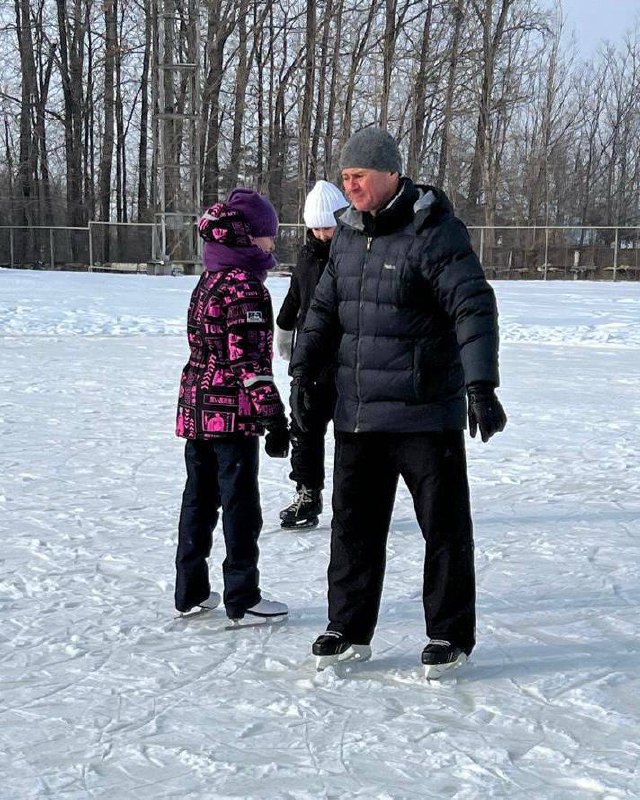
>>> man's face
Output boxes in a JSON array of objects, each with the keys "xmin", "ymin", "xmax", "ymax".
[{"xmin": 341, "ymin": 168, "xmax": 400, "ymax": 214}]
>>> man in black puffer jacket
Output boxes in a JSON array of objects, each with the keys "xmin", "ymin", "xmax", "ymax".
[{"xmin": 289, "ymin": 128, "xmax": 507, "ymax": 678}]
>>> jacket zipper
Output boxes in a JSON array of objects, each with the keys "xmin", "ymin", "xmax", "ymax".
[{"xmin": 354, "ymin": 235, "xmax": 373, "ymax": 432}]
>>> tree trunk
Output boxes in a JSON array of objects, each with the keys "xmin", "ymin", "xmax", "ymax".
[
  {"xmin": 15, "ymin": 0, "xmax": 38, "ymax": 237},
  {"xmin": 324, "ymin": 0, "xmax": 343, "ymax": 178},
  {"xmin": 467, "ymin": 0, "xmax": 515, "ymax": 221},
  {"xmin": 115, "ymin": 2, "xmax": 126, "ymax": 221},
  {"xmin": 311, "ymin": 0, "xmax": 332, "ymax": 179},
  {"xmin": 298, "ymin": 0, "xmax": 316, "ymax": 210},
  {"xmin": 228, "ymin": 0, "xmax": 251, "ymax": 188},
  {"xmin": 55, "ymin": 0, "xmax": 87, "ymax": 226},
  {"xmin": 137, "ymin": 0, "xmax": 151, "ymax": 219},
  {"xmin": 201, "ymin": 1, "xmax": 235, "ymax": 205},
  {"xmin": 98, "ymin": 0, "xmax": 116, "ymax": 221},
  {"xmin": 436, "ymin": 0, "xmax": 463, "ymax": 187},
  {"xmin": 407, "ymin": 0, "xmax": 434, "ymax": 178}
]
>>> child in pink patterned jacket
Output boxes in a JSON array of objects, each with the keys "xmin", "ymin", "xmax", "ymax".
[{"xmin": 174, "ymin": 189, "xmax": 290, "ymax": 622}]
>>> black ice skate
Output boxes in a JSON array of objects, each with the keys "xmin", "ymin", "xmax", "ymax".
[
  {"xmin": 421, "ymin": 639, "xmax": 468, "ymax": 680},
  {"xmin": 312, "ymin": 631, "xmax": 372, "ymax": 671},
  {"xmin": 280, "ymin": 486, "xmax": 322, "ymax": 529}
]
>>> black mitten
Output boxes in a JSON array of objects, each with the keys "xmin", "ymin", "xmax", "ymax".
[
  {"xmin": 468, "ymin": 383, "xmax": 507, "ymax": 443},
  {"xmin": 264, "ymin": 419, "xmax": 290, "ymax": 458}
]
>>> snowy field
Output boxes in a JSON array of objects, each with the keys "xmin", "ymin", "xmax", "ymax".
[{"xmin": 1, "ymin": 269, "xmax": 639, "ymax": 799}]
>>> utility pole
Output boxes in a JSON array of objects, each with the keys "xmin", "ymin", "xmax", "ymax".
[{"xmin": 152, "ymin": 0, "xmax": 201, "ymax": 272}]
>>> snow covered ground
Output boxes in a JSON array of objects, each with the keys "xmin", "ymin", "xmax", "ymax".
[{"xmin": 1, "ymin": 269, "xmax": 639, "ymax": 799}]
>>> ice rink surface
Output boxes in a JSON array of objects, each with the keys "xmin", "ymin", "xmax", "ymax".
[{"xmin": 1, "ymin": 270, "xmax": 639, "ymax": 799}]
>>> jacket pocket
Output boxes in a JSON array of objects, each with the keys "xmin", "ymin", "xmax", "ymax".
[{"xmin": 412, "ymin": 344, "xmax": 464, "ymax": 403}]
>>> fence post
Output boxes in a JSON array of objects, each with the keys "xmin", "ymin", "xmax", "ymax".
[
  {"xmin": 10, "ymin": 227, "xmax": 14, "ymax": 267},
  {"xmin": 49, "ymin": 229, "xmax": 55, "ymax": 270},
  {"xmin": 543, "ymin": 227, "xmax": 549, "ymax": 280},
  {"xmin": 613, "ymin": 227, "xmax": 618, "ymax": 282},
  {"xmin": 88, "ymin": 223, "xmax": 94, "ymax": 271},
  {"xmin": 479, "ymin": 227, "xmax": 484, "ymax": 265}
]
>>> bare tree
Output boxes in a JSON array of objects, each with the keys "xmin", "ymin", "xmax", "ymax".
[
  {"xmin": 227, "ymin": 0, "xmax": 251, "ymax": 188},
  {"xmin": 14, "ymin": 0, "xmax": 38, "ymax": 232},
  {"xmin": 467, "ymin": 0, "xmax": 517, "ymax": 219},
  {"xmin": 137, "ymin": 0, "xmax": 152, "ymax": 219},
  {"xmin": 297, "ymin": 0, "xmax": 316, "ymax": 206},
  {"xmin": 201, "ymin": 0, "xmax": 236, "ymax": 204},
  {"xmin": 1, "ymin": 0, "xmax": 640, "ymax": 233},
  {"xmin": 436, "ymin": 0, "xmax": 463, "ymax": 187},
  {"xmin": 55, "ymin": 0, "xmax": 88, "ymax": 225},
  {"xmin": 98, "ymin": 0, "xmax": 116, "ymax": 221}
]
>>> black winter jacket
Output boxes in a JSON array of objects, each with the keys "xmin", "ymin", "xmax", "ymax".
[
  {"xmin": 276, "ymin": 232, "xmax": 331, "ymax": 338},
  {"xmin": 289, "ymin": 178, "xmax": 500, "ymax": 433}
]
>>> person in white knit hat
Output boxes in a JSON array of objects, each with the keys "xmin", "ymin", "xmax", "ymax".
[{"xmin": 275, "ymin": 180, "xmax": 347, "ymax": 529}]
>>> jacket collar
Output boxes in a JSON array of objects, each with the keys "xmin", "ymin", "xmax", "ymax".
[
  {"xmin": 305, "ymin": 229, "xmax": 331, "ymax": 258},
  {"xmin": 412, "ymin": 184, "xmax": 454, "ymax": 232},
  {"xmin": 337, "ymin": 178, "xmax": 453, "ymax": 236}
]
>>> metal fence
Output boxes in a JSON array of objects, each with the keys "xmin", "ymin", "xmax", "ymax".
[
  {"xmin": 469, "ymin": 226, "xmax": 640, "ymax": 281},
  {"xmin": 1, "ymin": 222, "xmax": 639, "ymax": 280}
]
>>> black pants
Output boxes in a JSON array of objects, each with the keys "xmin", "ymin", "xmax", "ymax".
[
  {"xmin": 288, "ymin": 381, "xmax": 335, "ymax": 490},
  {"xmin": 327, "ymin": 431, "xmax": 476, "ymax": 654},
  {"xmin": 175, "ymin": 437, "xmax": 262, "ymax": 617}
]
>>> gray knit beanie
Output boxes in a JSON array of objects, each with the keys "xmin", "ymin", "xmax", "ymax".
[{"xmin": 339, "ymin": 128, "xmax": 402, "ymax": 174}]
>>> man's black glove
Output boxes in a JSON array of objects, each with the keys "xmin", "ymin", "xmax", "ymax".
[
  {"xmin": 289, "ymin": 375, "xmax": 314, "ymax": 433},
  {"xmin": 468, "ymin": 383, "xmax": 507, "ymax": 443},
  {"xmin": 264, "ymin": 418, "xmax": 290, "ymax": 458}
]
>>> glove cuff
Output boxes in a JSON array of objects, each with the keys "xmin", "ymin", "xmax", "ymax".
[
  {"xmin": 265, "ymin": 415, "xmax": 287, "ymax": 432},
  {"xmin": 468, "ymin": 382, "xmax": 496, "ymax": 400}
]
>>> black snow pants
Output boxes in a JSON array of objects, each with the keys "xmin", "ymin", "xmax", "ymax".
[
  {"xmin": 288, "ymin": 380, "xmax": 335, "ymax": 490},
  {"xmin": 326, "ymin": 430, "xmax": 476, "ymax": 654},
  {"xmin": 175, "ymin": 436, "xmax": 262, "ymax": 617}
]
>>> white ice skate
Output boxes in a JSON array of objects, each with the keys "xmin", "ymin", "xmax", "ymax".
[
  {"xmin": 175, "ymin": 591, "xmax": 222, "ymax": 618},
  {"xmin": 227, "ymin": 598, "xmax": 289, "ymax": 625}
]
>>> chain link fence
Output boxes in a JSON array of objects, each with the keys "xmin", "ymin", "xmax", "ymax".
[{"xmin": 1, "ymin": 222, "xmax": 639, "ymax": 280}]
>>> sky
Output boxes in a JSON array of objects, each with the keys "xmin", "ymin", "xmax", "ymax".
[{"xmin": 559, "ymin": 0, "xmax": 639, "ymax": 55}]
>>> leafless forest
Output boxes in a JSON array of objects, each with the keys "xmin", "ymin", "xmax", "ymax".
[{"xmin": 1, "ymin": 0, "xmax": 639, "ymax": 232}]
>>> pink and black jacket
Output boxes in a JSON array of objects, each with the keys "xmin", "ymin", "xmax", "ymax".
[{"xmin": 176, "ymin": 267, "xmax": 285, "ymax": 438}]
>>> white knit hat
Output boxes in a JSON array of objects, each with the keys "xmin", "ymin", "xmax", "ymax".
[{"xmin": 303, "ymin": 180, "xmax": 347, "ymax": 228}]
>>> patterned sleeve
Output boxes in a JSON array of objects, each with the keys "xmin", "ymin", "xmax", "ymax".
[{"xmin": 223, "ymin": 275, "xmax": 285, "ymax": 423}]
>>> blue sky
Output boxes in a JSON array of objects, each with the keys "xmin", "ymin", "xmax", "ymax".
[{"xmin": 559, "ymin": 0, "xmax": 639, "ymax": 54}]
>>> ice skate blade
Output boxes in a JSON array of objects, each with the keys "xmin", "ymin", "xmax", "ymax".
[
  {"xmin": 245, "ymin": 610, "xmax": 288, "ymax": 620},
  {"xmin": 174, "ymin": 594, "xmax": 221, "ymax": 619},
  {"xmin": 280, "ymin": 517, "xmax": 319, "ymax": 530},
  {"xmin": 424, "ymin": 653, "xmax": 467, "ymax": 680},
  {"xmin": 315, "ymin": 644, "xmax": 372, "ymax": 671},
  {"xmin": 225, "ymin": 613, "xmax": 287, "ymax": 630}
]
